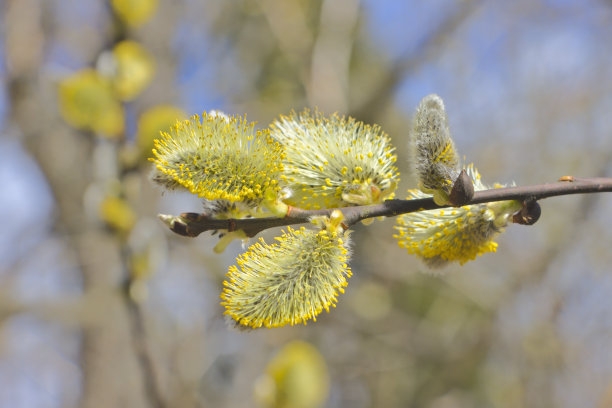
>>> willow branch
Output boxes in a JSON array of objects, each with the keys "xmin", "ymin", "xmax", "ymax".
[{"xmin": 159, "ymin": 176, "xmax": 612, "ymax": 238}]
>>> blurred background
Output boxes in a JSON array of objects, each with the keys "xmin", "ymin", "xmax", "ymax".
[{"xmin": 2, "ymin": 0, "xmax": 612, "ymax": 407}]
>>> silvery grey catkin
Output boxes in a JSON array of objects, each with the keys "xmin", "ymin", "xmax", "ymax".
[{"xmin": 411, "ymin": 94, "xmax": 461, "ymax": 205}]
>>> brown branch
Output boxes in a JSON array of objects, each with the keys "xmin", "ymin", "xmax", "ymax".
[{"xmin": 159, "ymin": 176, "xmax": 612, "ymax": 239}]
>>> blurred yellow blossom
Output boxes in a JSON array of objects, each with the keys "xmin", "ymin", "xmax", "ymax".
[
  {"xmin": 99, "ymin": 196, "xmax": 136, "ymax": 235},
  {"xmin": 254, "ymin": 341, "xmax": 329, "ymax": 408},
  {"xmin": 136, "ymin": 105, "xmax": 186, "ymax": 161},
  {"xmin": 128, "ymin": 251, "xmax": 151, "ymax": 303},
  {"xmin": 111, "ymin": 0, "xmax": 158, "ymax": 27},
  {"xmin": 58, "ymin": 69, "xmax": 124, "ymax": 137},
  {"xmin": 111, "ymin": 41, "xmax": 155, "ymax": 101}
]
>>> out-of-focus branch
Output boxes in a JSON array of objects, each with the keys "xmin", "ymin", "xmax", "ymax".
[
  {"xmin": 159, "ymin": 176, "xmax": 612, "ymax": 238},
  {"xmin": 3, "ymin": 1, "xmax": 171, "ymax": 406},
  {"xmin": 350, "ymin": 1, "xmax": 481, "ymax": 123}
]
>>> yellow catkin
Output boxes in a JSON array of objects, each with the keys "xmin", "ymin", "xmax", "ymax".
[
  {"xmin": 58, "ymin": 69, "xmax": 124, "ymax": 137},
  {"xmin": 393, "ymin": 164, "xmax": 521, "ymax": 267},
  {"xmin": 221, "ymin": 222, "xmax": 352, "ymax": 329},
  {"xmin": 150, "ymin": 112, "xmax": 285, "ymax": 202},
  {"xmin": 271, "ymin": 109, "xmax": 399, "ymax": 209}
]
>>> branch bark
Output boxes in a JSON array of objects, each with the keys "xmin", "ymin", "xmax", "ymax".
[{"xmin": 159, "ymin": 176, "xmax": 612, "ymax": 239}]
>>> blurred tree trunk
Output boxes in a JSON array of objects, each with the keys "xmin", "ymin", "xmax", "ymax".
[{"xmin": 3, "ymin": 1, "xmax": 152, "ymax": 407}]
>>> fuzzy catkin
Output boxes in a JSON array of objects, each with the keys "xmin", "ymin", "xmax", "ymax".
[
  {"xmin": 221, "ymin": 225, "xmax": 352, "ymax": 328},
  {"xmin": 394, "ymin": 165, "xmax": 521, "ymax": 266},
  {"xmin": 411, "ymin": 94, "xmax": 461, "ymax": 203},
  {"xmin": 271, "ymin": 109, "xmax": 399, "ymax": 209},
  {"xmin": 150, "ymin": 112, "xmax": 284, "ymax": 202}
]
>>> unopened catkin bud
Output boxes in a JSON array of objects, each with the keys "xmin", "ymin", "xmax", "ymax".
[{"xmin": 410, "ymin": 94, "xmax": 461, "ymax": 205}]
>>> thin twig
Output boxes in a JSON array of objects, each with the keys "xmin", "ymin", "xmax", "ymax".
[{"xmin": 159, "ymin": 177, "xmax": 612, "ymax": 238}]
